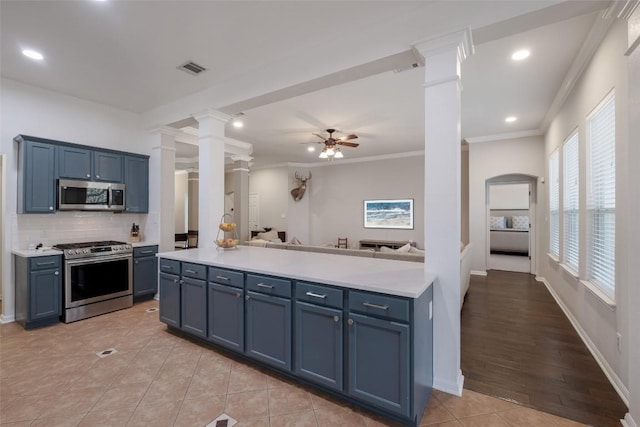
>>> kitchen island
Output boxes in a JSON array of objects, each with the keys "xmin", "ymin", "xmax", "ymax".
[{"xmin": 157, "ymin": 246, "xmax": 435, "ymax": 426}]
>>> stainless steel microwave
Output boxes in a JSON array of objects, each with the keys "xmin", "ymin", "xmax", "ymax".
[{"xmin": 58, "ymin": 179, "xmax": 125, "ymax": 211}]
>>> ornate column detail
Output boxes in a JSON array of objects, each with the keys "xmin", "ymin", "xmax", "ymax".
[{"xmin": 413, "ymin": 28, "xmax": 473, "ymax": 396}]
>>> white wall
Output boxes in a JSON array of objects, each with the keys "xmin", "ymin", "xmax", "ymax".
[
  {"xmin": 248, "ymin": 167, "xmax": 289, "ymax": 233},
  {"xmin": 174, "ymin": 171, "xmax": 188, "ymax": 233},
  {"xmin": 625, "ymin": 8, "xmax": 640, "ymax": 426},
  {"xmin": 0, "ymin": 78, "xmax": 152, "ymax": 321},
  {"xmin": 489, "ymin": 183, "xmax": 529, "ymax": 209},
  {"xmin": 468, "ymin": 136, "xmax": 544, "ymax": 273},
  {"xmin": 541, "ymin": 20, "xmax": 629, "ymax": 402}
]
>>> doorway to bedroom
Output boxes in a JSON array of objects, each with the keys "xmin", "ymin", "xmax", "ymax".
[{"xmin": 487, "ymin": 177, "xmax": 536, "ymax": 273}]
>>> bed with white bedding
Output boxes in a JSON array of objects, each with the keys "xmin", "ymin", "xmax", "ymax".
[{"xmin": 490, "ymin": 209, "xmax": 529, "ymax": 256}]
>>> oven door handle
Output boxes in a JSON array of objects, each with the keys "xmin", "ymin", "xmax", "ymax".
[{"xmin": 65, "ymin": 253, "xmax": 132, "ymax": 266}]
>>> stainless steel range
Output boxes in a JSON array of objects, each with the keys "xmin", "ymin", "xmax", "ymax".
[{"xmin": 53, "ymin": 240, "xmax": 133, "ymax": 323}]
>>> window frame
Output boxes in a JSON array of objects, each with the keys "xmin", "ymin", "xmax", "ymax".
[
  {"xmin": 562, "ymin": 131, "xmax": 579, "ymax": 275},
  {"xmin": 548, "ymin": 148, "xmax": 560, "ymax": 260}
]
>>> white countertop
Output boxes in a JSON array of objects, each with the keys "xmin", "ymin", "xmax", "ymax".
[
  {"xmin": 158, "ymin": 246, "xmax": 435, "ymax": 299},
  {"xmin": 131, "ymin": 242, "xmax": 158, "ymax": 247},
  {"xmin": 12, "ymin": 248, "xmax": 64, "ymax": 257}
]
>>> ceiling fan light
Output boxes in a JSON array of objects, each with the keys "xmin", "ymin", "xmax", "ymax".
[
  {"xmin": 326, "ymin": 147, "xmax": 335, "ymax": 156},
  {"xmin": 334, "ymin": 149, "xmax": 344, "ymax": 159},
  {"xmin": 319, "ymin": 151, "xmax": 328, "ymax": 159}
]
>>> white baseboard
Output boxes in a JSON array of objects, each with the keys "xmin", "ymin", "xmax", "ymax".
[
  {"xmin": 0, "ymin": 314, "xmax": 15, "ymax": 324},
  {"xmin": 622, "ymin": 413, "xmax": 638, "ymax": 427},
  {"xmin": 433, "ymin": 370, "xmax": 464, "ymax": 397},
  {"xmin": 538, "ymin": 276, "xmax": 630, "ymax": 406},
  {"xmin": 470, "ymin": 270, "xmax": 487, "ymax": 276}
]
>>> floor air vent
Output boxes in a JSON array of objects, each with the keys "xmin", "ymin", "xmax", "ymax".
[{"xmin": 178, "ymin": 61, "xmax": 207, "ymax": 76}]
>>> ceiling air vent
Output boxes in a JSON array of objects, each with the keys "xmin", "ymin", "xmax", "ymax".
[{"xmin": 178, "ymin": 61, "xmax": 207, "ymax": 76}]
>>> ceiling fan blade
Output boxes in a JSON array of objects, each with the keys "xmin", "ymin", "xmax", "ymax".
[
  {"xmin": 337, "ymin": 141, "xmax": 359, "ymax": 147},
  {"xmin": 339, "ymin": 134, "xmax": 358, "ymax": 141},
  {"xmin": 313, "ymin": 133, "xmax": 326, "ymax": 140}
]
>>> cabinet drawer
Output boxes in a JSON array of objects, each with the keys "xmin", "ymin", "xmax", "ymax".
[
  {"xmin": 29, "ymin": 256, "xmax": 61, "ymax": 271},
  {"xmin": 246, "ymin": 274, "xmax": 291, "ymax": 298},
  {"xmin": 209, "ymin": 267, "xmax": 244, "ymax": 288},
  {"xmin": 159, "ymin": 259, "xmax": 180, "ymax": 274},
  {"xmin": 133, "ymin": 245, "xmax": 158, "ymax": 258},
  {"xmin": 296, "ymin": 282, "xmax": 343, "ymax": 309},
  {"xmin": 349, "ymin": 291, "xmax": 409, "ymax": 322},
  {"xmin": 182, "ymin": 262, "xmax": 207, "ymax": 280}
]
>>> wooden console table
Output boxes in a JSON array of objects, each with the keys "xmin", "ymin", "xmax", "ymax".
[{"xmin": 359, "ymin": 239, "xmax": 416, "ymax": 251}]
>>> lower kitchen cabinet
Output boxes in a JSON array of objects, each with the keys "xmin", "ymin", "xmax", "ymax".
[
  {"xmin": 207, "ymin": 282, "xmax": 244, "ymax": 351},
  {"xmin": 294, "ymin": 301, "xmax": 343, "ymax": 390},
  {"xmin": 159, "ymin": 272, "xmax": 180, "ymax": 327},
  {"xmin": 245, "ymin": 291, "xmax": 291, "ymax": 371},
  {"xmin": 347, "ymin": 312, "xmax": 410, "ymax": 416},
  {"xmin": 180, "ymin": 277, "xmax": 207, "ymax": 338},
  {"xmin": 133, "ymin": 245, "xmax": 158, "ymax": 301},
  {"xmin": 14, "ymin": 254, "xmax": 62, "ymax": 329}
]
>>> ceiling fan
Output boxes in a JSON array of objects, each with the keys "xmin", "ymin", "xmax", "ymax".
[{"xmin": 312, "ymin": 129, "xmax": 359, "ymax": 159}]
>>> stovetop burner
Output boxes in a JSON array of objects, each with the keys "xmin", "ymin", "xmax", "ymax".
[
  {"xmin": 54, "ymin": 240, "xmax": 127, "ymax": 250},
  {"xmin": 53, "ymin": 240, "xmax": 132, "ymax": 259}
]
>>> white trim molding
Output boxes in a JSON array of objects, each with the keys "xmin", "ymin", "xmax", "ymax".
[
  {"xmin": 433, "ymin": 371, "xmax": 464, "ymax": 397},
  {"xmin": 465, "ymin": 129, "xmax": 542, "ymax": 144},
  {"xmin": 0, "ymin": 314, "xmax": 15, "ymax": 324},
  {"xmin": 470, "ymin": 270, "xmax": 487, "ymax": 276},
  {"xmin": 538, "ymin": 276, "xmax": 630, "ymax": 406},
  {"xmin": 622, "ymin": 412, "xmax": 638, "ymax": 427}
]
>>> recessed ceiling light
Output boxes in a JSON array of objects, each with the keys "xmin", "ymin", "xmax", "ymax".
[
  {"xmin": 22, "ymin": 49, "xmax": 44, "ymax": 60},
  {"xmin": 307, "ymin": 146, "xmax": 315, "ymax": 152},
  {"xmin": 232, "ymin": 120, "xmax": 243, "ymax": 129},
  {"xmin": 505, "ymin": 116, "xmax": 517, "ymax": 123},
  {"xmin": 511, "ymin": 49, "xmax": 530, "ymax": 61}
]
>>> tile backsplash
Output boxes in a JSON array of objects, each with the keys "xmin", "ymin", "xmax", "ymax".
[{"xmin": 12, "ymin": 211, "xmax": 151, "ymax": 249}]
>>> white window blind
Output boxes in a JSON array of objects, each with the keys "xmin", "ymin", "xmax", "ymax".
[
  {"xmin": 563, "ymin": 133, "xmax": 579, "ymax": 272},
  {"xmin": 587, "ymin": 93, "xmax": 615, "ymax": 299},
  {"xmin": 549, "ymin": 149, "xmax": 560, "ymax": 257}
]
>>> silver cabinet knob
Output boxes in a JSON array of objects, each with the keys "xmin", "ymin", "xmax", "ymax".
[
  {"xmin": 54, "ymin": 271, "xmax": 59, "ymax": 276},
  {"xmin": 245, "ymin": 295, "xmax": 250, "ymax": 300},
  {"xmin": 135, "ymin": 260, "xmax": 139, "ymax": 264},
  {"xmin": 49, "ymin": 206, "xmax": 53, "ymax": 210},
  {"xmin": 86, "ymin": 174, "xmax": 90, "ymax": 178},
  {"xmin": 236, "ymin": 293, "xmax": 241, "ymax": 298},
  {"xmin": 96, "ymin": 175, "xmax": 100, "ymax": 179},
  {"xmin": 348, "ymin": 319, "xmax": 354, "ymax": 326},
  {"xmin": 173, "ymin": 278, "xmax": 178, "ymax": 283},
  {"xmin": 333, "ymin": 315, "xmax": 339, "ymax": 322}
]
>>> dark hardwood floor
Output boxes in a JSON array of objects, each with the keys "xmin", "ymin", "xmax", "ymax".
[{"xmin": 461, "ymin": 270, "xmax": 628, "ymax": 426}]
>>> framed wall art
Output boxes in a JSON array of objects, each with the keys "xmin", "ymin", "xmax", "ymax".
[{"xmin": 363, "ymin": 199, "xmax": 414, "ymax": 229}]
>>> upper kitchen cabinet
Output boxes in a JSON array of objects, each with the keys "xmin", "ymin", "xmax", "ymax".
[
  {"xmin": 15, "ymin": 136, "xmax": 56, "ymax": 214},
  {"xmin": 124, "ymin": 155, "xmax": 149, "ymax": 213},
  {"xmin": 58, "ymin": 146, "xmax": 123, "ymax": 182}
]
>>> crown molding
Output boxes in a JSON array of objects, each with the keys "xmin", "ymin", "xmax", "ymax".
[
  {"xmin": 413, "ymin": 28, "xmax": 474, "ymax": 64},
  {"xmin": 540, "ymin": 4, "xmax": 621, "ymax": 132},
  {"xmin": 192, "ymin": 108, "xmax": 232, "ymax": 123},
  {"xmin": 230, "ymin": 155, "xmax": 253, "ymax": 163},
  {"xmin": 464, "ymin": 129, "xmax": 543, "ymax": 144},
  {"xmin": 147, "ymin": 125, "xmax": 181, "ymax": 137}
]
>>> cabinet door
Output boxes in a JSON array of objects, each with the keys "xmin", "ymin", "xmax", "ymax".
[
  {"xmin": 24, "ymin": 141, "xmax": 56, "ymax": 213},
  {"xmin": 348, "ymin": 313, "xmax": 410, "ymax": 417},
  {"xmin": 57, "ymin": 146, "xmax": 92, "ymax": 180},
  {"xmin": 208, "ymin": 283, "xmax": 244, "ymax": 351},
  {"xmin": 29, "ymin": 268, "xmax": 61, "ymax": 320},
  {"xmin": 93, "ymin": 151, "xmax": 123, "ymax": 182},
  {"xmin": 133, "ymin": 256, "xmax": 157, "ymax": 298},
  {"xmin": 181, "ymin": 277, "xmax": 207, "ymax": 338},
  {"xmin": 159, "ymin": 272, "xmax": 180, "ymax": 327},
  {"xmin": 123, "ymin": 156, "xmax": 149, "ymax": 213},
  {"xmin": 295, "ymin": 302, "xmax": 343, "ymax": 390},
  {"xmin": 245, "ymin": 291, "xmax": 291, "ymax": 371}
]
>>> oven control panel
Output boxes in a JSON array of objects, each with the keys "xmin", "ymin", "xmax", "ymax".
[{"xmin": 63, "ymin": 244, "xmax": 132, "ymax": 259}]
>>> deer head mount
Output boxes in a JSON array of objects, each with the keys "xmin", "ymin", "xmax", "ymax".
[{"xmin": 290, "ymin": 171, "xmax": 311, "ymax": 201}]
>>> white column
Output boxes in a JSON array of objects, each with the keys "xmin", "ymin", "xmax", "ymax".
[
  {"xmin": 414, "ymin": 29, "xmax": 473, "ymax": 396},
  {"xmin": 194, "ymin": 109, "xmax": 230, "ymax": 249},
  {"xmin": 231, "ymin": 155, "xmax": 252, "ymax": 243},
  {"xmin": 149, "ymin": 127, "xmax": 179, "ymax": 252},
  {"xmin": 625, "ymin": 7, "xmax": 640, "ymax": 427}
]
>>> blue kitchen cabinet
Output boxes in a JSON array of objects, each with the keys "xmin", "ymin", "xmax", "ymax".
[
  {"xmin": 208, "ymin": 282, "xmax": 244, "ymax": 351},
  {"xmin": 245, "ymin": 287, "xmax": 292, "ymax": 371},
  {"xmin": 133, "ymin": 246, "xmax": 158, "ymax": 301},
  {"xmin": 159, "ymin": 271, "xmax": 180, "ymax": 327},
  {"xmin": 347, "ymin": 312, "xmax": 410, "ymax": 417},
  {"xmin": 14, "ymin": 254, "xmax": 62, "ymax": 329},
  {"xmin": 294, "ymin": 301, "xmax": 343, "ymax": 390},
  {"xmin": 16, "ymin": 138, "xmax": 56, "ymax": 213},
  {"xmin": 123, "ymin": 155, "xmax": 149, "ymax": 213},
  {"xmin": 58, "ymin": 146, "xmax": 122, "ymax": 182},
  {"xmin": 181, "ymin": 276, "xmax": 207, "ymax": 338}
]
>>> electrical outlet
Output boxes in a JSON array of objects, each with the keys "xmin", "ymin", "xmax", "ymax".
[{"xmin": 617, "ymin": 332, "xmax": 622, "ymax": 352}]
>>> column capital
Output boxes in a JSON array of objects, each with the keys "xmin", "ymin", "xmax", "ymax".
[
  {"xmin": 412, "ymin": 28, "xmax": 474, "ymax": 64},
  {"xmin": 193, "ymin": 108, "xmax": 232, "ymax": 124},
  {"xmin": 147, "ymin": 125, "xmax": 182, "ymax": 137},
  {"xmin": 231, "ymin": 155, "xmax": 253, "ymax": 163}
]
